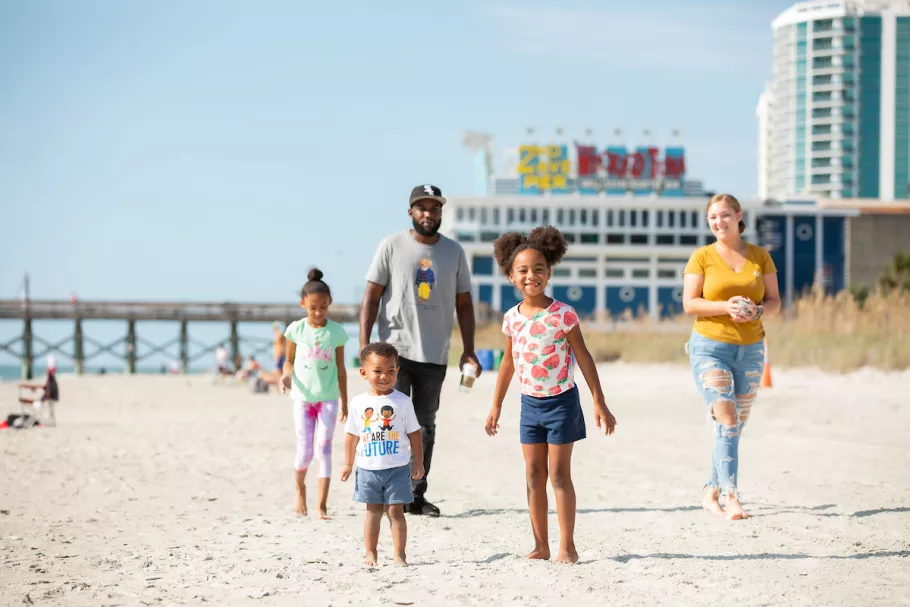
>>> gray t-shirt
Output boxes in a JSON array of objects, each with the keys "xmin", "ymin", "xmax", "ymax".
[{"xmin": 365, "ymin": 230, "xmax": 472, "ymax": 365}]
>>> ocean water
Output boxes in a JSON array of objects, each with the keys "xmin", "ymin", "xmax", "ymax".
[{"xmin": 0, "ymin": 364, "xmax": 211, "ymax": 381}]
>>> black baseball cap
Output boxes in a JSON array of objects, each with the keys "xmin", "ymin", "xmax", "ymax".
[{"xmin": 409, "ymin": 184, "xmax": 446, "ymax": 207}]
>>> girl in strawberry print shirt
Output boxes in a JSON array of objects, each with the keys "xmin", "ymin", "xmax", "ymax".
[{"xmin": 485, "ymin": 226, "xmax": 617, "ymax": 564}]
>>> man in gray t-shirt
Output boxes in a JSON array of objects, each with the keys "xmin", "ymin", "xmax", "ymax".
[{"xmin": 360, "ymin": 184, "xmax": 480, "ymax": 517}]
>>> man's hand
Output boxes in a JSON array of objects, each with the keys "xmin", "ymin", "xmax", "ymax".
[
  {"xmin": 411, "ymin": 463, "xmax": 425, "ymax": 480},
  {"xmin": 460, "ymin": 351, "xmax": 482, "ymax": 378}
]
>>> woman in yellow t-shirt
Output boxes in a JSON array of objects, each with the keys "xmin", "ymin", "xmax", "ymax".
[{"xmin": 682, "ymin": 193, "xmax": 781, "ymax": 521}]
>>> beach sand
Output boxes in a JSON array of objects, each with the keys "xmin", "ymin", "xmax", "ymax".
[{"xmin": 1, "ymin": 364, "xmax": 908, "ymax": 606}]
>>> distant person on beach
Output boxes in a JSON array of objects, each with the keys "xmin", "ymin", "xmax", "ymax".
[
  {"xmin": 280, "ymin": 269, "xmax": 349, "ymax": 519},
  {"xmin": 273, "ymin": 322, "xmax": 287, "ymax": 372},
  {"xmin": 682, "ymin": 193, "xmax": 781, "ymax": 521},
  {"xmin": 359, "ymin": 184, "xmax": 480, "ymax": 518},
  {"xmin": 215, "ymin": 344, "xmax": 229, "ymax": 377},
  {"xmin": 484, "ymin": 226, "xmax": 616, "ymax": 564},
  {"xmin": 341, "ymin": 342, "xmax": 424, "ymax": 567},
  {"xmin": 235, "ymin": 356, "xmax": 261, "ymax": 381}
]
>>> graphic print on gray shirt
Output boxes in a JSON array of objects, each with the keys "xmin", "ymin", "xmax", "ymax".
[{"xmin": 365, "ymin": 230, "xmax": 472, "ymax": 365}]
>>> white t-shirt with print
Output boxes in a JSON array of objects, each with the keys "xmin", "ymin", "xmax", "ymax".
[
  {"xmin": 344, "ymin": 390, "xmax": 421, "ymax": 471},
  {"xmin": 502, "ymin": 300, "xmax": 580, "ymax": 398}
]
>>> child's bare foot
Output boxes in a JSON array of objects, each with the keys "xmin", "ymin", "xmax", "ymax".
[
  {"xmin": 725, "ymin": 496, "xmax": 750, "ymax": 520},
  {"xmin": 527, "ymin": 546, "xmax": 550, "ymax": 560},
  {"xmin": 362, "ymin": 551, "xmax": 378, "ymax": 567},
  {"xmin": 393, "ymin": 552, "xmax": 408, "ymax": 567},
  {"xmin": 317, "ymin": 507, "xmax": 331, "ymax": 520},
  {"xmin": 555, "ymin": 548, "xmax": 579, "ymax": 564},
  {"xmin": 294, "ymin": 491, "xmax": 307, "ymax": 516},
  {"xmin": 703, "ymin": 487, "xmax": 724, "ymax": 515}
]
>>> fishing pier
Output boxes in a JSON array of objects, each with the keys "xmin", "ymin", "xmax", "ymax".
[{"xmin": 0, "ymin": 298, "xmax": 360, "ymax": 379}]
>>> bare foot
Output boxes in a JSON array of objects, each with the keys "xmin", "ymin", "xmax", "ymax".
[
  {"xmin": 703, "ymin": 487, "xmax": 724, "ymax": 515},
  {"xmin": 318, "ymin": 507, "xmax": 331, "ymax": 520},
  {"xmin": 294, "ymin": 491, "xmax": 307, "ymax": 516},
  {"xmin": 725, "ymin": 496, "xmax": 750, "ymax": 521},
  {"xmin": 393, "ymin": 552, "xmax": 408, "ymax": 567},
  {"xmin": 555, "ymin": 548, "xmax": 579, "ymax": 564},
  {"xmin": 362, "ymin": 551, "xmax": 378, "ymax": 567},
  {"xmin": 527, "ymin": 547, "xmax": 550, "ymax": 560}
]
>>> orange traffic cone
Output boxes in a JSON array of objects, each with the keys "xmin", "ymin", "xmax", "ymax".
[{"xmin": 760, "ymin": 339, "xmax": 773, "ymax": 388}]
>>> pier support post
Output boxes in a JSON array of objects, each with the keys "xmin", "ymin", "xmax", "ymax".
[
  {"xmin": 126, "ymin": 320, "xmax": 137, "ymax": 374},
  {"xmin": 230, "ymin": 319, "xmax": 239, "ymax": 372},
  {"xmin": 179, "ymin": 320, "xmax": 189, "ymax": 375},
  {"xmin": 74, "ymin": 318, "xmax": 84, "ymax": 375},
  {"xmin": 22, "ymin": 317, "xmax": 33, "ymax": 380}
]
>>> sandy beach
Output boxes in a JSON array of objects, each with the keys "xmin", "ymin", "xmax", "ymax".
[{"xmin": 1, "ymin": 363, "xmax": 909, "ymax": 606}]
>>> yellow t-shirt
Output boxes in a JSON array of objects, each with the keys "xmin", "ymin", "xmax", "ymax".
[{"xmin": 684, "ymin": 243, "xmax": 777, "ymax": 345}]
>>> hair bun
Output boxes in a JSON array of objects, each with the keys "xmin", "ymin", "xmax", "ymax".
[{"xmin": 307, "ymin": 268, "xmax": 324, "ymax": 282}]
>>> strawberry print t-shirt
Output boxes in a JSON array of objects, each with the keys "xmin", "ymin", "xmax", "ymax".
[{"xmin": 502, "ymin": 300, "xmax": 580, "ymax": 398}]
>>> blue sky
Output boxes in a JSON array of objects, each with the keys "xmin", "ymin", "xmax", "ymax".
[{"xmin": 1, "ymin": 0, "xmax": 795, "ymax": 313}]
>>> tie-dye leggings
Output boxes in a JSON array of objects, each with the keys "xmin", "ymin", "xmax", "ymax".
[{"xmin": 292, "ymin": 399, "xmax": 338, "ymax": 477}]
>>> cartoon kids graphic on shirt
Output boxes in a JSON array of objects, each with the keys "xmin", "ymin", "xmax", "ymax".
[
  {"xmin": 362, "ymin": 407, "xmax": 378, "ymax": 433},
  {"xmin": 416, "ymin": 258, "xmax": 435, "ymax": 302},
  {"xmin": 379, "ymin": 405, "xmax": 396, "ymax": 430}
]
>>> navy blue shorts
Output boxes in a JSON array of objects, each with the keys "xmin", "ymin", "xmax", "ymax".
[
  {"xmin": 520, "ymin": 385, "xmax": 586, "ymax": 445},
  {"xmin": 353, "ymin": 464, "xmax": 413, "ymax": 505}
]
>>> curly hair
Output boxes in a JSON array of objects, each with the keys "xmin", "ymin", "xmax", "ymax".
[
  {"xmin": 360, "ymin": 342, "xmax": 399, "ymax": 366},
  {"xmin": 492, "ymin": 225, "xmax": 568, "ymax": 275},
  {"xmin": 301, "ymin": 267, "xmax": 331, "ymax": 298}
]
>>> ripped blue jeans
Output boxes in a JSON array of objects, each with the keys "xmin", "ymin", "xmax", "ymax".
[{"xmin": 686, "ymin": 331, "xmax": 765, "ymax": 498}]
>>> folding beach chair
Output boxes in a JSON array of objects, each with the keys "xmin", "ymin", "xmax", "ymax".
[{"xmin": 17, "ymin": 374, "xmax": 58, "ymax": 428}]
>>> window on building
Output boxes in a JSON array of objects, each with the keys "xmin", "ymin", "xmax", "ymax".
[
  {"xmin": 480, "ymin": 232, "xmax": 499, "ymax": 242},
  {"xmin": 605, "ymin": 268, "xmax": 624, "ymax": 278},
  {"xmin": 680, "ymin": 235, "xmax": 698, "ymax": 246},
  {"xmin": 691, "ymin": 211, "xmax": 698, "ymax": 227},
  {"xmin": 657, "ymin": 234, "xmax": 674, "ymax": 245},
  {"xmin": 630, "ymin": 234, "xmax": 648, "ymax": 245},
  {"xmin": 456, "ymin": 207, "xmax": 465, "ymax": 221},
  {"xmin": 813, "ymin": 91, "xmax": 832, "ymax": 102},
  {"xmin": 578, "ymin": 268, "xmax": 597, "ymax": 278},
  {"xmin": 581, "ymin": 233, "xmax": 599, "ymax": 244},
  {"xmin": 813, "ymin": 74, "xmax": 833, "ymax": 85},
  {"xmin": 456, "ymin": 232, "xmax": 476, "ymax": 242},
  {"xmin": 542, "ymin": 209, "xmax": 550, "ymax": 224},
  {"xmin": 631, "ymin": 269, "xmax": 650, "ymax": 279},
  {"xmin": 812, "ymin": 157, "xmax": 832, "ymax": 167},
  {"xmin": 493, "ymin": 208, "xmax": 500, "ymax": 225},
  {"xmin": 813, "ymin": 107, "xmax": 832, "ymax": 118},
  {"xmin": 668, "ymin": 211, "xmax": 675, "ymax": 228},
  {"xmin": 564, "ymin": 233, "xmax": 576, "ymax": 243},
  {"xmin": 813, "ymin": 56, "xmax": 833, "ymax": 68},
  {"xmin": 606, "ymin": 210, "xmax": 614, "ymax": 227},
  {"xmin": 641, "ymin": 210, "xmax": 649, "ymax": 228},
  {"xmin": 618, "ymin": 210, "xmax": 626, "ymax": 227},
  {"xmin": 630, "ymin": 210, "xmax": 638, "ymax": 228},
  {"xmin": 507, "ymin": 208, "xmax": 515, "ymax": 224},
  {"xmin": 656, "ymin": 210, "xmax": 664, "ymax": 228},
  {"xmin": 657, "ymin": 269, "xmax": 677, "ymax": 279},
  {"xmin": 569, "ymin": 209, "xmax": 576, "ymax": 226},
  {"xmin": 553, "ymin": 268, "xmax": 571, "ymax": 278},
  {"xmin": 841, "ymin": 155, "xmax": 853, "ymax": 168},
  {"xmin": 480, "ymin": 208, "xmax": 488, "ymax": 225},
  {"xmin": 680, "ymin": 211, "xmax": 687, "ymax": 228},
  {"xmin": 556, "ymin": 209, "xmax": 564, "ymax": 225},
  {"xmin": 812, "ymin": 141, "xmax": 832, "ymax": 151},
  {"xmin": 530, "ymin": 208, "xmax": 538, "ymax": 223},
  {"xmin": 580, "ymin": 209, "xmax": 588, "ymax": 225},
  {"xmin": 519, "ymin": 208, "xmax": 526, "ymax": 223},
  {"xmin": 606, "ymin": 233, "xmax": 624, "ymax": 244},
  {"xmin": 813, "ymin": 124, "xmax": 832, "ymax": 135},
  {"xmin": 592, "ymin": 209, "xmax": 600, "ymax": 227}
]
